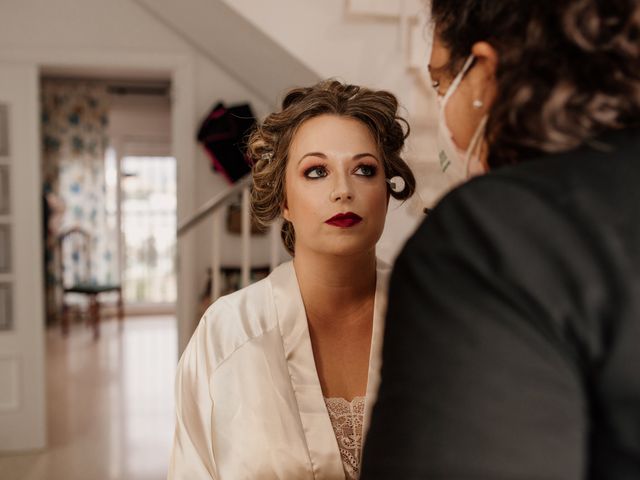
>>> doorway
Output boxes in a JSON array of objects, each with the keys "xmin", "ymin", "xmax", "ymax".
[
  {"xmin": 106, "ymin": 80, "xmax": 177, "ymax": 315},
  {"xmin": 42, "ymin": 73, "xmax": 177, "ymax": 324},
  {"xmin": 31, "ymin": 70, "xmax": 177, "ymax": 478},
  {"xmin": 0, "ymin": 50, "xmax": 195, "ymax": 458}
]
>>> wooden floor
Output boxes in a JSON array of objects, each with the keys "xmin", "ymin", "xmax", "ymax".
[{"xmin": 0, "ymin": 316, "xmax": 178, "ymax": 480}]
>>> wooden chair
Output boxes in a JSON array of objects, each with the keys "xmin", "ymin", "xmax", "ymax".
[{"xmin": 58, "ymin": 227, "xmax": 123, "ymax": 339}]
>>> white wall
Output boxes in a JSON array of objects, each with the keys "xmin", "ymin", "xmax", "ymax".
[
  {"xmin": 109, "ymin": 95, "xmax": 172, "ymax": 141},
  {"xmin": 191, "ymin": 55, "xmax": 290, "ymax": 281},
  {"xmin": 222, "ymin": 0, "xmax": 413, "ymax": 91}
]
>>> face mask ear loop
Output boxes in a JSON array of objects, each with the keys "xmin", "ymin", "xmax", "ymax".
[
  {"xmin": 464, "ymin": 115, "xmax": 489, "ymax": 175},
  {"xmin": 442, "ymin": 54, "xmax": 476, "ymax": 104}
]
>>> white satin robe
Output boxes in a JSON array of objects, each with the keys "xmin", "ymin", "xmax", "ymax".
[{"xmin": 168, "ymin": 259, "xmax": 390, "ymax": 480}]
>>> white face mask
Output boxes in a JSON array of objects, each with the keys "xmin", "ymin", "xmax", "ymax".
[{"xmin": 435, "ymin": 54, "xmax": 489, "ymax": 187}]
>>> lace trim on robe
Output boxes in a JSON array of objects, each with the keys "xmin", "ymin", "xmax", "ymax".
[{"xmin": 324, "ymin": 396, "xmax": 365, "ymax": 480}]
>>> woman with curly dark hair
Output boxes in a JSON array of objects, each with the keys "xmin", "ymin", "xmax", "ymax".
[
  {"xmin": 168, "ymin": 79, "xmax": 415, "ymax": 479},
  {"xmin": 363, "ymin": 0, "xmax": 640, "ymax": 478}
]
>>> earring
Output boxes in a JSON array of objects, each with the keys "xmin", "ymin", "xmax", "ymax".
[
  {"xmin": 386, "ymin": 176, "xmax": 406, "ymax": 194},
  {"xmin": 472, "ymin": 99, "xmax": 484, "ymax": 109}
]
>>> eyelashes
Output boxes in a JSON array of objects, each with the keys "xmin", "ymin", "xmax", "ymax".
[
  {"xmin": 303, "ymin": 163, "xmax": 378, "ymax": 179},
  {"xmin": 304, "ymin": 165, "xmax": 328, "ymax": 179},
  {"xmin": 355, "ymin": 164, "xmax": 377, "ymax": 177}
]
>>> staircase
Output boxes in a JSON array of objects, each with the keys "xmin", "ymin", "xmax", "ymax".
[{"xmin": 132, "ymin": 0, "xmax": 321, "ymax": 108}]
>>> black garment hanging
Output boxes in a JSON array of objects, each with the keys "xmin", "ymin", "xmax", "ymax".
[{"xmin": 197, "ymin": 102, "xmax": 256, "ymax": 183}]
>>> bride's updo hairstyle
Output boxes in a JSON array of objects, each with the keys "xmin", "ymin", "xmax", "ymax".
[{"xmin": 247, "ymin": 79, "xmax": 416, "ymax": 255}]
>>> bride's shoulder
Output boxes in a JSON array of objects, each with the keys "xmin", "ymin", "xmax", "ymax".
[{"xmin": 182, "ymin": 265, "xmax": 292, "ymax": 368}]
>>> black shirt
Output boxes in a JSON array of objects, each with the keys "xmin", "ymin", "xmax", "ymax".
[{"xmin": 361, "ymin": 128, "xmax": 640, "ymax": 479}]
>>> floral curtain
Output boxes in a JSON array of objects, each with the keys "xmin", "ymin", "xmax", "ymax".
[{"xmin": 41, "ymin": 80, "xmax": 116, "ymax": 323}]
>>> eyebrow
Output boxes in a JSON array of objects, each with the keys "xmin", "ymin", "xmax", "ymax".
[
  {"xmin": 427, "ymin": 63, "xmax": 449, "ymax": 76},
  {"xmin": 297, "ymin": 152, "xmax": 379, "ymax": 165}
]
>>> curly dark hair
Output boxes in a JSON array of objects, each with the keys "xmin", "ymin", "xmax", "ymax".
[
  {"xmin": 246, "ymin": 79, "xmax": 416, "ymax": 256},
  {"xmin": 430, "ymin": 0, "xmax": 640, "ymax": 168}
]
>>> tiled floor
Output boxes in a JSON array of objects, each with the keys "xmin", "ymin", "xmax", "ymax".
[{"xmin": 0, "ymin": 316, "xmax": 178, "ymax": 480}]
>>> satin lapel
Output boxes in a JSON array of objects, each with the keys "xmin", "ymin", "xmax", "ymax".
[
  {"xmin": 270, "ymin": 261, "xmax": 344, "ymax": 480},
  {"xmin": 363, "ymin": 259, "xmax": 391, "ymax": 440}
]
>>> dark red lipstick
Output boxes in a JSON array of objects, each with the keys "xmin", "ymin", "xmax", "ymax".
[{"xmin": 325, "ymin": 212, "xmax": 362, "ymax": 228}]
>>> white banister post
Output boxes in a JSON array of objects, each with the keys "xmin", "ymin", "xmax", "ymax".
[
  {"xmin": 270, "ymin": 218, "xmax": 280, "ymax": 272},
  {"xmin": 211, "ymin": 209, "xmax": 222, "ymax": 302},
  {"xmin": 241, "ymin": 186, "xmax": 251, "ymax": 288}
]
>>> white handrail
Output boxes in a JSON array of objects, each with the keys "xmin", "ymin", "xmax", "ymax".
[
  {"xmin": 177, "ymin": 174, "xmax": 252, "ymax": 237},
  {"xmin": 177, "ymin": 173, "xmax": 282, "ymax": 304}
]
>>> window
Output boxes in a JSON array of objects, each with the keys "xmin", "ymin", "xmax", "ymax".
[{"xmin": 121, "ymin": 156, "xmax": 176, "ymax": 304}]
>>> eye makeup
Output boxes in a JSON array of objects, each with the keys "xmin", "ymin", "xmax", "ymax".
[
  {"xmin": 354, "ymin": 164, "xmax": 378, "ymax": 176},
  {"xmin": 304, "ymin": 164, "xmax": 328, "ymax": 179},
  {"xmin": 303, "ymin": 162, "xmax": 378, "ymax": 179}
]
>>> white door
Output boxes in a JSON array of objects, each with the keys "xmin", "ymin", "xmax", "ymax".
[{"xmin": 0, "ymin": 62, "xmax": 46, "ymax": 451}]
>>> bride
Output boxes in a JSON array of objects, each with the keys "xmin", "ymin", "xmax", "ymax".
[{"xmin": 168, "ymin": 79, "xmax": 415, "ymax": 480}]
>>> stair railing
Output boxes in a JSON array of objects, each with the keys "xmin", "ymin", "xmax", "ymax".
[{"xmin": 177, "ymin": 174, "xmax": 281, "ymax": 302}]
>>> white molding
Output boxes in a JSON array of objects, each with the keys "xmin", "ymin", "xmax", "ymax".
[
  {"xmin": 0, "ymin": 103, "xmax": 8, "ymax": 157},
  {"xmin": 0, "ymin": 62, "xmax": 46, "ymax": 451},
  {"xmin": 0, "ymin": 354, "xmax": 20, "ymax": 412},
  {"xmin": 0, "ymin": 47, "xmax": 191, "ymax": 72},
  {"xmin": 120, "ymin": 137, "xmax": 172, "ymax": 158}
]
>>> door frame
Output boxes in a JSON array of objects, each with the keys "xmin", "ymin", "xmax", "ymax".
[
  {"xmin": 0, "ymin": 47, "xmax": 197, "ymax": 448},
  {"xmin": 0, "ymin": 61, "xmax": 46, "ymax": 451}
]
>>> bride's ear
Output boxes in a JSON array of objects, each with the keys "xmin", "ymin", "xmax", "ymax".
[{"xmin": 282, "ymin": 200, "xmax": 290, "ymax": 222}]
